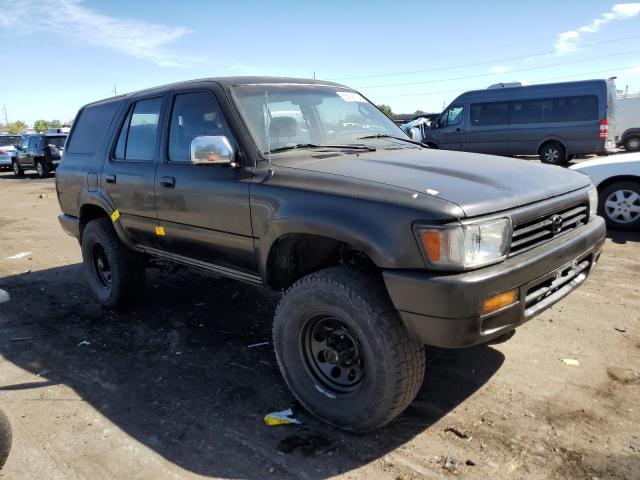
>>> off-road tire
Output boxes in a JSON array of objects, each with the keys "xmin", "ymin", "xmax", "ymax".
[
  {"xmin": 81, "ymin": 217, "xmax": 145, "ymax": 308},
  {"xmin": 0, "ymin": 409, "xmax": 11, "ymax": 469},
  {"xmin": 11, "ymin": 160, "xmax": 23, "ymax": 178},
  {"xmin": 35, "ymin": 159, "xmax": 49, "ymax": 178},
  {"xmin": 273, "ymin": 266, "xmax": 425, "ymax": 432},
  {"xmin": 539, "ymin": 142, "xmax": 566, "ymax": 165},
  {"xmin": 598, "ymin": 180, "xmax": 640, "ymax": 231}
]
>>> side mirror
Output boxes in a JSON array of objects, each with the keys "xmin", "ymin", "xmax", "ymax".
[{"xmin": 190, "ymin": 135, "xmax": 238, "ymax": 166}]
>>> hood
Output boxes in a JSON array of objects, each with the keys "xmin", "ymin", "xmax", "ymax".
[
  {"xmin": 273, "ymin": 148, "xmax": 591, "ymax": 217},
  {"xmin": 570, "ymin": 152, "xmax": 640, "ymax": 170}
]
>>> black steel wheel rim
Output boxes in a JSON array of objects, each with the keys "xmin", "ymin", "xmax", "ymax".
[
  {"xmin": 300, "ymin": 315, "xmax": 365, "ymax": 396},
  {"xmin": 92, "ymin": 244, "xmax": 112, "ymax": 288}
]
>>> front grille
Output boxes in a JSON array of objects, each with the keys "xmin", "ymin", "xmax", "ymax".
[
  {"xmin": 509, "ymin": 203, "xmax": 588, "ymax": 256},
  {"xmin": 524, "ymin": 259, "xmax": 590, "ymax": 318}
]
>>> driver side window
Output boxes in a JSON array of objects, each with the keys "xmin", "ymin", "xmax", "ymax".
[{"xmin": 441, "ymin": 106, "xmax": 464, "ymax": 128}]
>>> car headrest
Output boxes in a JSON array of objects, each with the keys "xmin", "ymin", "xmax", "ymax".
[{"xmin": 269, "ymin": 116, "xmax": 298, "ymax": 138}]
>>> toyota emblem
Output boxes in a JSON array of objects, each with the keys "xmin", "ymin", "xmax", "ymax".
[{"xmin": 551, "ymin": 215, "xmax": 563, "ymax": 234}]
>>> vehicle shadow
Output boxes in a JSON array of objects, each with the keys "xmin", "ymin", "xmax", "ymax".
[
  {"xmin": 0, "ymin": 264, "xmax": 504, "ymax": 479},
  {"xmin": 607, "ymin": 229, "xmax": 640, "ymax": 245}
]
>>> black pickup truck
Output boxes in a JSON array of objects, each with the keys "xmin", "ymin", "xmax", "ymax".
[{"xmin": 56, "ymin": 77, "xmax": 605, "ymax": 432}]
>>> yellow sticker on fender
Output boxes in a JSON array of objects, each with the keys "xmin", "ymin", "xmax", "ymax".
[
  {"xmin": 110, "ymin": 209, "xmax": 120, "ymax": 222},
  {"xmin": 155, "ymin": 226, "xmax": 165, "ymax": 236}
]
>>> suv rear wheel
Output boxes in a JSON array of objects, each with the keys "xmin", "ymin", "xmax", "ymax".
[
  {"xmin": 81, "ymin": 217, "xmax": 145, "ymax": 307},
  {"xmin": 12, "ymin": 160, "xmax": 23, "ymax": 177},
  {"xmin": 35, "ymin": 160, "xmax": 49, "ymax": 178},
  {"xmin": 272, "ymin": 266, "xmax": 425, "ymax": 432},
  {"xmin": 539, "ymin": 142, "xmax": 566, "ymax": 165},
  {"xmin": 598, "ymin": 180, "xmax": 640, "ymax": 231}
]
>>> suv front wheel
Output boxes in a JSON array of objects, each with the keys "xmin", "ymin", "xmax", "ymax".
[
  {"xmin": 272, "ymin": 266, "xmax": 425, "ymax": 432},
  {"xmin": 81, "ymin": 217, "xmax": 145, "ymax": 308}
]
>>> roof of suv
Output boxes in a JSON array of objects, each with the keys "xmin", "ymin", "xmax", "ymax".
[{"xmin": 85, "ymin": 76, "xmax": 349, "ymax": 107}]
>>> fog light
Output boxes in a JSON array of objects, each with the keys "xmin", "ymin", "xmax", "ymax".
[{"xmin": 483, "ymin": 289, "xmax": 519, "ymax": 315}]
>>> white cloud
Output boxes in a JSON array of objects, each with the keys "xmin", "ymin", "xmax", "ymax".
[
  {"xmin": 0, "ymin": 0, "xmax": 200, "ymax": 67},
  {"xmin": 554, "ymin": 3, "xmax": 640, "ymax": 54},
  {"xmin": 490, "ymin": 66, "xmax": 511, "ymax": 74}
]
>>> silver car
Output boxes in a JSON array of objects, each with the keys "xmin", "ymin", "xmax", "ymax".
[{"xmin": 0, "ymin": 135, "xmax": 22, "ymax": 170}]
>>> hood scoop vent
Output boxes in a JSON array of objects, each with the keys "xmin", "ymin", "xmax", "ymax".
[{"xmin": 311, "ymin": 153, "xmax": 341, "ymax": 159}]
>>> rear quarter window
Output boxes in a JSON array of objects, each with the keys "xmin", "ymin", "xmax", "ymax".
[{"xmin": 66, "ymin": 99, "xmax": 122, "ymax": 154}]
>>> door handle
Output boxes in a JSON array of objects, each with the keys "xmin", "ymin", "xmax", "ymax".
[
  {"xmin": 105, "ymin": 174, "xmax": 116, "ymax": 184},
  {"xmin": 160, "ymin": 176, "xmax": 175, "ymax": 188}
]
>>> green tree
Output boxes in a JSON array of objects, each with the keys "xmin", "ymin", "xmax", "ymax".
[
  {"xmin": 377, "ymin": 104, "xmax": 393, "ymax": 117},
  {"xmin": 413, "ymin": 110, "xmax": 427, "ymax": 116},
  {"xmin": 34, "ymin": 120, "xmax": 49, "ymax": 133},
  {"xmin": 49, "ymin": 119, "xmax": 62, "ymax": 128},
  {"xmin": 7, "ymin": 121, "xmax": 27, "ymax": 134}
]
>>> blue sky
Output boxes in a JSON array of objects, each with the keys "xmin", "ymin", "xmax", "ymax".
[{"xmin": 1, "ymin": 0, "xmax": 639, "ymax": 124}]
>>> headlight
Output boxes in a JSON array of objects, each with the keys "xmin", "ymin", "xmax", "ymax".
[
  {"xmin": 416, "ymin": 218, "xmax": 511, "ymax": 270},
  {"xmin": 587, "ymin": 185, "xmax": 598, "ymax": 220}
]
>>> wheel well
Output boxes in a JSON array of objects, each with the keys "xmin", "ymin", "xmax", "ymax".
[
  {"xmin": 538, "ymin": 139, "xmax": 565, "ymax": 154},
  {"xmin": 79, "ymin": 204, "xmax": 109, "ymax": 240},
  {"xmin": 596, "ymin": 175, "xmax": 640, "ymax": 192},
  {"xmin": 266, "ymin": 233, "xmax": 376, "ymax": 290}
]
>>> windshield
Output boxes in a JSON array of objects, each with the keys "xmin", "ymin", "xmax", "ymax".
[
  {"xmin": 46, "ymin": 136, "xmax": 67, "ymax": 148},
  {"xmin": 0, "ymin": 136, "xmax": 21, "ymax": 147},
  {"xmin": 230, "ymin": 84, "xmax": 406, "ymax": 154}
]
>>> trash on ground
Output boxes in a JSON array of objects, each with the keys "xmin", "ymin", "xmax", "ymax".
[
  {"xmin": 248, "ymin": 341, "xmax": 270, "ymax": 348},
  {"xmin": 264, "ymin": 408, "xmax": 302, "ymax": 426},
  {"xmin": 466, "ymin": 458, "xmax": 477, "ymax": 466},
  {"xmin": 562, "ymin": 358, "xmax": 580, "ymax": 366},
  {"xmin": 630, "ymin": 441, "xmax": 640, "ymax": 452},
  {"xmin": 6, "ymin": 252, "xmax": 32, "ymax": 260},
  {"xmin": 614, "ymin": 325, "xmax": 627, "ymax": 332},
  {"xmin": 36, "ymin": 370, "xmax": 50, "ymax": 377},
  {"xmin": 0, "ymin": 289, "xmax": 9, "ymax": 303},
  {"xmin": 443, "ymin": 455, "xmax": 457, "ymax": 471},
  {"xmin": 444, "ymin": 426, "xmax": 469, "ymax": 439},
  {"xmin": 9, "ymin": 337, "xmax": 34, "ymax": 342},
  {"xmin": 77, "ymin": 340, "xmax": 91, "ymax": 347}
]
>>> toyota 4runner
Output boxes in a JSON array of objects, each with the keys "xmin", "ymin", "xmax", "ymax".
[{"xmin": 56, "ymin": 77, "xmax": 606, "ymax": 432}]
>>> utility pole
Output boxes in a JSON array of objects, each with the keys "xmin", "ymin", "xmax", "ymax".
[
  {"xmin": 113, "ymin": 85, "xmax": 117, "ymax": 95},
  {"xmin": 313, "ymin": 71, "xmax": 316, "ymax": 80},
  {"xmin": 2, "ymin": 105, "xmax": 8, "ymax": 126}
]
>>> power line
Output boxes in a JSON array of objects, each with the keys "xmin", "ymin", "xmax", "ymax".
[
  {"xmin": 354, "ymin": 49, "xmax": 640, "ymax": 89},
  {"xmin": 327, "ymin": 34, "xmax": 640, "ymax": 81},
  {"xmin": 377, "ymin": 64, "xmax": 638, "ymax": 99}
]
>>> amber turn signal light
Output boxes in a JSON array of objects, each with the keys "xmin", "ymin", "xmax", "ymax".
[
  {"xmin": 419, "ymin": 231, "xmax": 441, "ymax": 262},
  {"xmin": 483, "ymin": 289, "xmax": 518, "ymax": 315}
]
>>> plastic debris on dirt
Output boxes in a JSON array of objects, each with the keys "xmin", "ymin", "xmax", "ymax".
[{"xmin": 264, "ymin": 409, "xmax": 302, "ymax": 426}]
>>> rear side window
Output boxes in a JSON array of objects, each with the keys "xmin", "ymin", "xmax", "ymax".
[
  {"xmin": 66, "ymin": 100, "xmax": 121, "ymax": 154},
  {"xmin": 114, "ymin": 97, "xmax": 162, "ymax": 161},
  {"xmin": 470, "ymin": 102, "xmax": 509, "ymax": 126},
  {"xmin": 554, "ymin": 95, "xmax": 598, "ymax": 122},
  {"xmin": 511, "ymin": 95, "xmax": 598, "ymax": 124}
]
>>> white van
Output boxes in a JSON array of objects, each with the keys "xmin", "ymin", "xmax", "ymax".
[{"xmin": 610, "ymin": 93, "xmax": 640, "ymax": 152}]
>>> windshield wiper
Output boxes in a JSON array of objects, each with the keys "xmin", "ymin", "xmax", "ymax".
[
  {"xmin": 267, "ymin": 143, "xmax": 376, "ymax": 154},
  {"xmin": 357, "ymin": 134, "xmax": 424, "ymax": 146}
]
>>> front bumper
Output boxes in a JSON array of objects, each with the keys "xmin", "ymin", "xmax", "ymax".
[
  {"xmin": 383, "ymin": 216, "xmax": 606, "ymax": 348},
  {"xmin": 0, "ymin": 155, "xmax": 12, "ymax": 166},
  {"xmin": 58, "ymin": 214, "xmax": 80, "ymax": 238}
]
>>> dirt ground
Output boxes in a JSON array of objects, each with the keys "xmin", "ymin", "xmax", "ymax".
[{"xmin": 0, "ymin": 169, "xmax": 638, "ymax": 480}]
